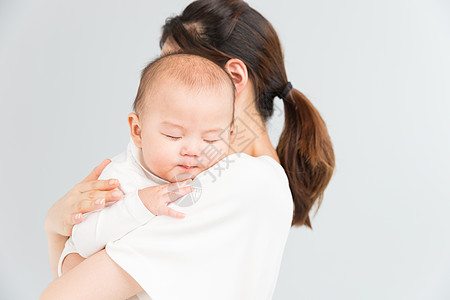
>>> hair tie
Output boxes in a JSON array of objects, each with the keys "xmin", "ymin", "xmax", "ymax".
[{"xmin": 280, "ymin": 81, "xmax": 293, "ymax": 100}]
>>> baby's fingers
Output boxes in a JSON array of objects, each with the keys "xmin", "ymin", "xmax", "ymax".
[
  {"xmin": 158, "ymin": 206, "xmax": 186, "ymax": 219},
  {"xmin": 167, "ymin": 185, "xmax": 194, "ymax": 203}
]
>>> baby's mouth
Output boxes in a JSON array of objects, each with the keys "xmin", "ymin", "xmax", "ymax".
[{"xmin": 178, "ymin": 165, "xmax": 199, "ymax": 170}]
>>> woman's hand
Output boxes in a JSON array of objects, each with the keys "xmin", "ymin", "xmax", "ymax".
[
  {"xmin": 44, "ymin": 159, "xmax": 123, "ymax": 237},
  {"xmin": 138, "ymin": 179, "xmax": 193, "ymax": 219}
]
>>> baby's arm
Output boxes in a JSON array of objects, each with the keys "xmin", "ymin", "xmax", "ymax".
[
  {"xmin": 58, "ymin": 162, "xmax": 192, "ymax": 276},
  {"xmin": 70, "ymin": 163, "xmax": 156, "ymax": 258},
  {"xmin": 57, "ymin": 163, "xmax": 156, "ymax": 277}
]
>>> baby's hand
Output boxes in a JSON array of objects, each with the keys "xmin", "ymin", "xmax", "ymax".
[{"xmin": 138, "ymin": 179, "xmax": 193, "ymax": 219}]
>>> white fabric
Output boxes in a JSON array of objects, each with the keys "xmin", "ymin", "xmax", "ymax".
[
  {"xmin": 106, "ymin": 150, "xmax": 294, "ymax": 300},
  {"xmin": 58, "ymin": 137, "xmax": 294, "ymax": 300}
]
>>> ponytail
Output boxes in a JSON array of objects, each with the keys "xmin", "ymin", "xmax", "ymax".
[
  {"xmin": 277, "ymin": 88, "xmax": 335, "ymax": 228},
  {"xmin": 161, "ymin": 0, "xmax": 335, "ymax": 229}
]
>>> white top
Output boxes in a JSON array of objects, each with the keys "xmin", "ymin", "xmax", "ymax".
[{"xmin": 59, "ymin": 138, "xmax": 294, "ymax": 300}]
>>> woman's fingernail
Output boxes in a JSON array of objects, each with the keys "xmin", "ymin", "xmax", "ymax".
[
  {"xmin": 109, "ymin": 179, "xmax": 117, "ymax": 185},
  {"xmin": 112, "ymin": 190, "xmax": 121, "ymax": 198},
  {"xmin": 95, "ymin": 198, "xmax": 105, "ymax": 205}
]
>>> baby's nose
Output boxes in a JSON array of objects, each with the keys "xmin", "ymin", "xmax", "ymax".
[{"xmin": 180, "ymin": 139, "xmax": 203, "ymax": 157}]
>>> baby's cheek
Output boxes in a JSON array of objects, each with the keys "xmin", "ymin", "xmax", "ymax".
[
  {"xmin": 218, "ymin": 139, "xmax": 231, "ymax": 156},
  {"xmin": 202, "ymin": 142, "xmax": 229, "ymax": 168}
]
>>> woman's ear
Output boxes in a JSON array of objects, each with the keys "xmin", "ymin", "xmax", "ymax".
[
  {"xmin": 224, "ymin": 58, "xmax": 248, "ymax": 95},
  {"xmin": 128, "ymin": 113, "xmax": 143, "ymax": 148}
]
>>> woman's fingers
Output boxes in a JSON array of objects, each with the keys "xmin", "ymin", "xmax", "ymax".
[
  {"xmin": 77, "ymin": 197, "xmax": 106, "ymax": 213},
  {"xmin": 62, "ymin": 213, "xmax": 82, "ymax": 234},
  {"xmin": 77, "ymin": 179, "xmax": 120, "ymax": 193},
  {"xmin": 81, "ymin": 159, "xmax": 111, "ymax": 183},
  {"xmin": 71, "ymin": 213, "xmax": 83, "ymax": 225},
  {"xmin": 76, "ymin": 189, "xmax": 123, "ymax": 213},
  {"xmin": 46, "ymin": 160, "xmax": 115, "ymax": 237}
]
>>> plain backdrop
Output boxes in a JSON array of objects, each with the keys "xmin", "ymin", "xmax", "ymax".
[{"xmin": 1, "ymin": 0, "xmax": 449, "ymax": 299}]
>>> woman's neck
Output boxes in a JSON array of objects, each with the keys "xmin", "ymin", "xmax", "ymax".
[{"xmin": 227, "ymin": 97, "xmax": 280, "ymax": 164}]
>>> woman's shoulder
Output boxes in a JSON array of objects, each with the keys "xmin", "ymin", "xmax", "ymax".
[
  {"xmin": 194, "ymin": 152, "xmax": 293, "ymax": 213},
  {"xmin": 229, "ymin": 153, "xmax": 294, "ymax": 223},
  {"xmin": 222, "ymin": 152, "xmax": 289, "ymax": 186},
  {"xmin": 238, "ymin": 153, "xmax": 292, "ymax": 199},
  {"xmin": 197, "ymin": 152, "xmax": 288, "ymax": 187}
]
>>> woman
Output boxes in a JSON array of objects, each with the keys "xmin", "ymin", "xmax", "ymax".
[{"xmin": 42, "ymin": 0, "xmax": 335, "ymax": 299}]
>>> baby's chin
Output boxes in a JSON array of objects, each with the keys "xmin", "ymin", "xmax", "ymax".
[
  {"xmin": 166, "ymin": 168, "xmax": 201, "ymax": 182},
  {"xmin": 166, "ymin": 161, "xmax": 223, "ymax": 182}
]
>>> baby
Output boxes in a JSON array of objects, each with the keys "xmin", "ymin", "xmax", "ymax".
[{"xmin": 58, "ymin": 53, "xmax": 235, "ymax": 275}]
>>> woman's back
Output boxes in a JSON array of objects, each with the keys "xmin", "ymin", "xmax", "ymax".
[{"xmin": 106, "ymin": 153, "xmax": 294, "ymax": 300}]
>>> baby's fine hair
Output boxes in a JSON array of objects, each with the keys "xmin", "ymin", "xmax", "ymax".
[{"xmin": 133, "ymin": 53, "xmax": 236, "ymax": 119}]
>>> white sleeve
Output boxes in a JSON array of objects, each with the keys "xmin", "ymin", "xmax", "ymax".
[
  {"xmin": 57, "ymin": 237, "xmax": 77, "ymax": 277},
  {"xmin": 70, "ymin": 163, "xmax": 156, "ymax": 258}
]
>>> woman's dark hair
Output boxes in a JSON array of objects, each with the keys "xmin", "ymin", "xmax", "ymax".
[{"xmin": 160, "ymin": 0, "xmax": 335, "ymax": 229}]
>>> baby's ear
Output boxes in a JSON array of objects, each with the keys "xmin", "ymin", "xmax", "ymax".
[
  {"xmin": 229, "ymin": 122, "xmax": 235, "ymax": 136},
  {"xmin": 128, "ymin": 113, "xmax": 143, "ymax": 148}
]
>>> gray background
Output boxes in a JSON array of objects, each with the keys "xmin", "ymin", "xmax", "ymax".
[{"xmin": 1, "ymin": 0, "xmax": 449, "ymax": 299}]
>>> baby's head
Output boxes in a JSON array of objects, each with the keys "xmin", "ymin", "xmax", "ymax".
[{"xmin": 128, "ymin": 53, "xmax": 235, "ymax": 182}]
